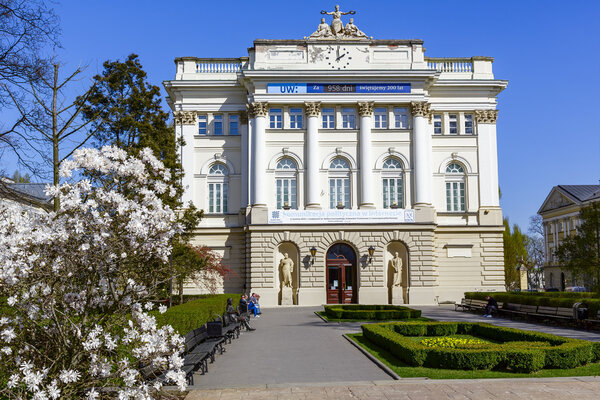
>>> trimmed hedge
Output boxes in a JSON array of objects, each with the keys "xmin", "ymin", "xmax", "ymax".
[
  {"xmin": 464, "ymin": 291, "xmax": 600, "ymax": 317},
  {"xmin": 361, "ymin": 321, "xmax": 598, "ymax": 373},
  {"xmin": 324, "ymin": 304, "xmax": 421, "ymax": 320},
  {"xmin": 152, "ymin": 294, "xmax": 239, "ymax": 335}
]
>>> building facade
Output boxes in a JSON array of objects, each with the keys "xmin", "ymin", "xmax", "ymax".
[
  {"xmin": 164, "ymin": 11, "xmax": 507, "ymax": 305},
  {"xmin": 538, "ymin": 185, "xmax": 600, "ymax": 290}
]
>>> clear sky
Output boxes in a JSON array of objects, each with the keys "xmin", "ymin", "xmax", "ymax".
[{"xmin": 3, "ymin": 0, "xmax": 600, "ymax": 231}]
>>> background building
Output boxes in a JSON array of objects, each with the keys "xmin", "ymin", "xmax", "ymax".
[
  {"xmin": 164, "ymin": 11, "xmax": 507, "ymax": 305},
  {"xmin": 538, "ymin": 185, "xmax": 600, "ymax": 290}
]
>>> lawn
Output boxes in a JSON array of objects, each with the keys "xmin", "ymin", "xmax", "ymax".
[{"xmin": 348, "ymin": 332, "xmax": 600, "ymax": 379}]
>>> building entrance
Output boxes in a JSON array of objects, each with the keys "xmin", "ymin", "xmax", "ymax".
[{"xmin": 326, "ymin": 243, "xmax": 357, "ymax": 304}]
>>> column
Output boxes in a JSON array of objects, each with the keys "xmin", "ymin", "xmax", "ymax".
[
  {"xmin": 174, "ymin": 111, "xmax": 197, "ymax": 205},
  {"xmin": 411, "ymin": 101, "xmax": 432, "ymax": 205},
  {"xmin": 249, "ymin": 102, "xmax": 268, "ymax": 206},
  {"xmin": 240, "ymin": 111, "xmax": 249, "ymax": 208},
  {"xmin": 358, "ymin": 101, "xmax": 375, "ymax": 208},
  {"xmin": 305, "ymin": 102, "xmax": 321, "ymax": 209},
  {"xmin": 475, "ymin": 110, "xmax": 500, "ymax": 207}
]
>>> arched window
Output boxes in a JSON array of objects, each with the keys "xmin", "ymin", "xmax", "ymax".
[
  {"xmin": 329, "ymin": 157, "xmax": 350, "ymax": 209},
  {"xmin": 276, "ymin": 158, "xmax": 297, "ymax": 209},
  {"xmin": 445, "ymin": 162, "xmax": 465, "ymax": 212},
  {"xmin": 208, "ymin": 163, "xmax": 228, "ymax": 213},
  {"xmin": 382, "ymin": 158, "xmax": 404, "ymax": 209}
]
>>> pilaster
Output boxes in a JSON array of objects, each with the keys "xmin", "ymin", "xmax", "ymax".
[
  {"xmin": 305, "ymin": 102, "xmax": 321, "ymax": 209},
  {"xmin": 174, "ymin": 111, "xmax": 197, "ymax": 206},
  {"xmin": 411, "ymin": 101, "xmax": 433, "ymax": 207},
  {"xmin": 476, "ymin": 110, "xmax": 500, "ymax": 223},
  {"xmin": 249, "ymin": 102, "xmax": 268, "ymax": 208}
]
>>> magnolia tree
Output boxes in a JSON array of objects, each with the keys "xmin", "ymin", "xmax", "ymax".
[{"xmin": 0, "ymin": 146, "xmax": 188, "ymax": 399}]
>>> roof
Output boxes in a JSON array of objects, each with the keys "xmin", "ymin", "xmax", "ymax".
[
  {"xmin": 558, "ymin": 185, "xmax": 600, "ymax": 202},
  {"xmin": 1, "ymin": 182, "xmax": 53, "ymax": 205}
]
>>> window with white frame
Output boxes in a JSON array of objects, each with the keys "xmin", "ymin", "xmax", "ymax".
[
  {"xmin": 322, "ymin": 107, "xmax": 335, "ymax": 129},
  {"xmin": 382, "ymin": 158, "xmax": 404, "ymax": 209},
  {"xmin": 275, "ymin": 158, "xmax": 297, "ymax": 209},
  {"xmin": 445, "ymin": 163, "xmax": 465, "ymax": 212},
  {"xmin": 464, "ymin": 114, "xmax": 474, "ymax": 135},
  {"xmin": 374, "ymin": 107, "xmax": 388, "ymax": 128},
  {"xmin": 394, "ymin": 107, "xmax": 409, "ymax": 129},
  {"xmin": 208, "ymin": 163, "xmax": 228, "ymax": 213},
  {"xmin": 269, "ymin": 108, "xmax": 282, "ymax": 129},
  {"xmin": 289, "ymin": 108, "xmax": 303, "ymax": 129},
  {"xmin": 213, "ymin": 114, "xmax": 223, "ymax": 135},
  {"xmin": 198, "ymin": 115, "xmax": 207, "ymax": 135},
  {"xmin": 229, "ymin": 115, "xmax": 239, "ymax": 135},
  {"xmin": 449, "ymin": 114, "xmax": 458, "ymax": 135},
  {"xmin": 329, "ymin": 157, "xmax": 351, "ymax": 209},
  {"xmin": 433, "ymin": 114, "xmax": 442, "ymax": 134},
  {"xmin": 341, "ymin": 108, "xmax": 356, "ymax": 129}
]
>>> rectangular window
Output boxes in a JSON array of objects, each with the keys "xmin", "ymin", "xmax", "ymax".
[
  {"xmin": 374, "ymin": 107, "xmax": 388, "ymax": 129},
  {"xmin": 213, "ymin": 114, "xmax": 223, "ymax": 135},
  {"xmin": 269, "ymin": 108, "xmax": 282, "ymax": 129},
  {"xmin": 341, "ymin": 108, "xmax": 355, "ymax": 129},
  {"xmin": 276, "ymin": 178, "xmax": 297, "ymax": 209},
  {"xmin": 289, "ymin": 108, "xmax": 303, "ymax": 129},
  {"xmin": 433, "ymin": 115, "xmax": 442, "ymax": 134},
  {"xmin": 449, "ymin": 114, "xmax": 458, "ymax": 135},
  {"xmin": 329, "ymin": 178, "xmax": 350, "ymax": 209},
  {"xmin": 229, "ymin": 115, "xmax": 239, "ymax": 135},
  {"xmin": 209, "ymin": 182, "xmax": 228, "ymax": 213},
  {"xmin": 394, "ymin": 107, "xmax": 409, "ymax": 129},
  {"xmin": 198, "ymin": 115, "xmax": 207, "ymax": 135},
  {"xmin": 446, "ymin": 182, "xmax": 465, "ymax": 212},
  {"xmin": 383, "ymin": 178, "xmax": 403, "ymax": 209},
  {"xmin": 464, "ymin": 114, "xmax": 473, "ymax": 135},
  {"xmin": 322, "ymin": 108, "xmax": 335, "ymax": 129}
]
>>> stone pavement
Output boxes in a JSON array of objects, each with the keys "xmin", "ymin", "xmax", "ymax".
[
  {"xmin": 188, "ymin": 306, "xmax": 390, "ymax": 389},
  {"xmin": 185, "ymin": 377, "xmax": 600, "ymax": 399}
]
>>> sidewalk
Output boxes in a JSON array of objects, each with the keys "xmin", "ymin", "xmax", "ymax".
[{"xmin": 185, "ymin": 377, "xmax": 600, "ymax": 399}]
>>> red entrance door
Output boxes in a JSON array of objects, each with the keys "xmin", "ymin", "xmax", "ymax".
[{"xmin": 326, "ymin": 244, "xmax": 357, "ymax": 304}]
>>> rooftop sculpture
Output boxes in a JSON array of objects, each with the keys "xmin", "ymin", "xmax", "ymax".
[{"xmin": 308, "ymin": 5, "xmax": 370, "ymax": 40}]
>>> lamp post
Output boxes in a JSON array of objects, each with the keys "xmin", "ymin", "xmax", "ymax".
[
  {"xmin": 367, "ymin": 245, "xmax": 375, "ymax": 265},
  {"xmin": 310, "ymin": 246, "xmax": 317, "ymax": 265}
]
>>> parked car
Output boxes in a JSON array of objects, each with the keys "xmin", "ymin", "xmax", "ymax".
[{"xmin": 565, "ymin": 286, "xmax": 588, "ymax": 292}]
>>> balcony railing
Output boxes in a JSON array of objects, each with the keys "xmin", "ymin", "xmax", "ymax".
[
  {"xmin": 195, "ymin": 58, "xmax": 246, "ymax": 73},
  {"xmin": 426, "ymin": 58, "xmax": 473, "ymax": 73}
]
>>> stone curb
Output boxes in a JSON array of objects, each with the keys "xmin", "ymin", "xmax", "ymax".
[{"xmin": 342, "ymin": 333, "xmax": 402, "ymax": 380}]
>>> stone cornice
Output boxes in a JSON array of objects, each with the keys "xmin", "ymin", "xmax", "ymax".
[
  {"xmin": 248, "ymin": 101, "xmax": 269, "ymax": 117},
  {"xmin": 410, "ymin": 101, "xmax": 430, "ymax": 118},
  {"xmin": 173, "ymin": 111, "xmax": 197, "ymax": 125},
  {"xmin": 357, "ymin": 101, "xmax": 374, "ymax": 117},
  {"xmin": 475, "ymin": 110, "xmax": 498, "ymax": 124},
  {"xmin": 304, "ymin": 102, "xmax": 321, "ymax": 117}
]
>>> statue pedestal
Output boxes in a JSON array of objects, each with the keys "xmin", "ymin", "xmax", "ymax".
[
  {"xmin": 281, "ymin": 286, "xmax": 294, "ymax": 305},
  {"xmin": 391, "ymin": 286, "xmax": 404, "ymax": 305}
]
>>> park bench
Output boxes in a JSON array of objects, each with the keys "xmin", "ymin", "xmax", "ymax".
[{"xmin": 455, "ymin": 298, "xmax": 502, "ymax": 315}]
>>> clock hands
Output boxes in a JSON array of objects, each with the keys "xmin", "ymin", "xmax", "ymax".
[{"xmin": 335, "ymin": 53, "xmax": 346, "ymax": 61}]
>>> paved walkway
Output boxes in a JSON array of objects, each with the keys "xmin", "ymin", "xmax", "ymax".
[
  {"xmin": 186, "ymin": 377, "xmax": 600, "ymax": 399},
  {"xmin": 189, "ymin": 306, "xmax": 390, "ymax": 389}
]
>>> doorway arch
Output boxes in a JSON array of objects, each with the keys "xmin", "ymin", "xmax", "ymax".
[{"xmin": 326, "ymin": 243, "xmax": 357, "ymax": 304}]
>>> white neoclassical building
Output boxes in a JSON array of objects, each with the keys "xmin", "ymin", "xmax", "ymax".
[{"xmin": 164, "ymin": 9, "xmax": 507, "ymax": 305}]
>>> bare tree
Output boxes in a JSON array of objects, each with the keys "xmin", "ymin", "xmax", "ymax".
[
  {"xmin": 527, "ymin": 214, "xmax": 546, "ymax": 289},
  {"xmin": 5, "ymin": 62, "xmax": 102, "ymax": 210}
]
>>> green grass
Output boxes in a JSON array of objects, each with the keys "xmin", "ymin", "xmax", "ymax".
[
  {"xmin": 348, "ymin": 333, "xmax": 600, "ymax": 379},
  {"xmin": 317, "ymin": 311, "xmax": 431, "ymax": 323}
]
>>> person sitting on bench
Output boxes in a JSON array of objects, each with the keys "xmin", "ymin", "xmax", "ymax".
[
  {"xmin": 483, "ymin": 295, "xmax": 498, "ymax": 318},
  {"xmin": 248, "ymin": 292, "xmax": 261, "ymax": 318},
  {"xmin": 227, "ymin": 297, "xmax": 254, "ymax": 331}
]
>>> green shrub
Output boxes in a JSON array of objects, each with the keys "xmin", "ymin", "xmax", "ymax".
[
  {"xmin": 361, "ymin": 321, "xmax": 596, "ymax": 373},
  {"xmin": 324, "ymin": 304, "xmax": 421, "ymax": 320},
  {"xmin": 152, "ymin": 293, "xmax": 239, "ymax": 335}
]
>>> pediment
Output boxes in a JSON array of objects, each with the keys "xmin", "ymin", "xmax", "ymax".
[{"xmin": 538, "ymin": 189, "xmax": 576, "ymax": 214}]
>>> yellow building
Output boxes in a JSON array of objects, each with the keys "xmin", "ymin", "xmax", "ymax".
[{"xmin": 538, "ymin": 185, "xmax": 600, "ymax": 290}]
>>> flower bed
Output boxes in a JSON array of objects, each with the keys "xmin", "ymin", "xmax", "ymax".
[
  {"xmin": 324, "ymin": 304, "xmax": 421, "ymax": 320},
  {"xmin": 361, "ymin": 321, "xmax": 600, "ymax": 372}
]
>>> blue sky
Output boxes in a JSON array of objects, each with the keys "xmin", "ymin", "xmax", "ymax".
[{"xmin": 4, "ymin": 0, "xmax": 600, "ymax": 231}]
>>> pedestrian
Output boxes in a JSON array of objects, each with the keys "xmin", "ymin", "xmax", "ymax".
[{"xmin": 483, "ymin": 295, "xmax": 498, "ymax": 318}]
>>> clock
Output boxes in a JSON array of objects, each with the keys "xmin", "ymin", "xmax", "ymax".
[{"xmin": 324, "ymin": 46, "xmax": 352, "ymax": 69}]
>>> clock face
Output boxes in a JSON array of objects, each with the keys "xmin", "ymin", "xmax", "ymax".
[{"xmin": 324, "ymin": 46, "xmax": 352, "ymax": 69}]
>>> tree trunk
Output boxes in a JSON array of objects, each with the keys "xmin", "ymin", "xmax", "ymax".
[{"xmin": 52, "ymin": 64, "xmax": 60, "ymax": 212}]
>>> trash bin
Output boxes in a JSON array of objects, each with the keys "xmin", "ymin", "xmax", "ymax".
[{"xmin": 573, "ymin": 302, "xmax": 589, "ymax": 320}]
